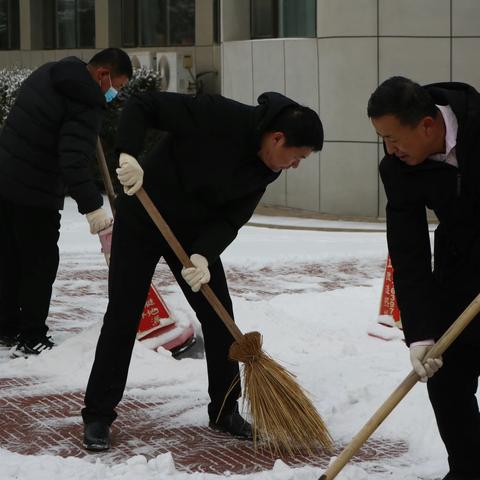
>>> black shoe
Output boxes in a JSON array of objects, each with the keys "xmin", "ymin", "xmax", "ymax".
[
  {"xmin": 442, "ymin": 473, "xmax": 480, "ymax": 480},
  {"xmin": 83, "ymin": 421, "xmax": 111, "ymax": 451},
  {"xmin": 209, "ymin": 408, "xmax": 253, "ymax": 440},
  {"xmin": 0, "ymin": 332, "xmax": 19, "ymax": 347},
  {"xmin": 11, "ymin": 335, "xmax": 55, "ymax": 358}
]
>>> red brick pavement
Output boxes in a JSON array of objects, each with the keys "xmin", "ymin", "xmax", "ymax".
[{"xmin": 0, "ymin": 376, "xmax": 408, "ymax": 475}]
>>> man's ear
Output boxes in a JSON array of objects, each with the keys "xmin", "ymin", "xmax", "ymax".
[
  {"xmin": 91, "ymin": 66, "xmax": 110, "ymax": 83},
  {"xmin": 422, "ymin": 116, "xmax": 436, "ymax": 136},
  {"xmin": 272, "ymin": 131, "xmax": 285, "ymax": 145}
]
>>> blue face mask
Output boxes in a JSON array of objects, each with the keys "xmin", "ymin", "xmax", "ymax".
[
  {"xmin": 104, "ymin": 86, "xmax": 118, "ymax": 103},
  {"xmin": 103, "ymin": 74, "xmax": 118, "ymax": 103}
]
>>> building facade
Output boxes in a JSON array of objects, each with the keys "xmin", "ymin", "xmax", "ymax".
[{"xmin": 1, "ymin": 0, "xmax": 480, "ymax": 219}]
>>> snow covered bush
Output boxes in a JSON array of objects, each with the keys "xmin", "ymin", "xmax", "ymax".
[{"xmin": 0, "ymin": 67, "xmax": 32, "ymax": 125}]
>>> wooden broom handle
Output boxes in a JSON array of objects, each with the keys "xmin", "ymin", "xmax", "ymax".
[
  {"xmin": 136, "ymin": 187, "xmax": 245, "ymax": 343},
  {"xmin": 96, "ymin": 137, "xmax": 117, "ymax": 214},
  {"xmin": 319, "ymin": 291, "xmax": 480, "ymax": 480}
]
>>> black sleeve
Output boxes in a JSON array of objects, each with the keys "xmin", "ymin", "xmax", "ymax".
[
  {"xmin": 115, "ymin": 92, "xmax": 252, "ymax": 157},
  {"xmin": 380, "ymin": 157, "xmax": 438, "ymax": 345},
  {"xmin": 190, "ymin": 190, "xmax": 265, "ymax": 265},
  {"xmin": 58, "ymin": 103, "xmax": 103, "ymax": 214}
]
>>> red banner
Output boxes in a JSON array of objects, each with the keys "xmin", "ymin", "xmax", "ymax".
[{"xmin": 378, "ymin": 256, "xmax": 402, "ymax": 328}]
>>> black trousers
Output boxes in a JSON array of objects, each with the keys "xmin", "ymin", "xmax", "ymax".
[
  {"xmin": 0, "ymin": 195, "xmax": 60, "ymax": 340},
  {"xmin": 428, "ymin": 342, "xmax": 480, "ymax": 478},
  {"xmin": 82, "ymin": 197, "xmax": 241, "ymax": 424}
]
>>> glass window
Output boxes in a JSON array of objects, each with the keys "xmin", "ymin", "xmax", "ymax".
[
  {"xmin": 251, "ymin": 0, "xmax": 316, "ymax": 39},
  {"xmin": 77, "ymin": 0, "xmax": 95, "ymax": 48},
  {"xmin": 57, "ymin": 0, "xmax": 76, "ymax": 48},
  {"xmin": 279, "ymin": 0, "xmax": 316, "ymax": 37},
  {"xmin": 121, "ymin": 0, "xmax": 136, "ymax": 47},
  {"xmin": 139, "ymin": 0, "xmax": 167, "ymax": 47},
  {"xmin": 251, "ymin": 0, "xmax": 277, "ymax": 39},
  {"xmin": 42, "ymin": 0, "xmax": 95, "ymax": 49},
  {"xmin": 0, "ymin": 0, "xmax": 19, "ymax": 50},
  {"xmin": 122, "ymin": 0, "xmax": 195, "ymax": 47},
  {"xmin": 213, "ymin": 0, "xmax": 220, "ymax": 44},
  {"xmin": 43, "ymin": 0, "xmax": 56, "ymax": 49},
  {"xmin": 168, "ymin": 0, "xmax": 195, "ymax": 45}
]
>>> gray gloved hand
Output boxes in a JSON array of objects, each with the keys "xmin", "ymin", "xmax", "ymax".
[
  {"xmin": 410, "ymin": 344, "xmax": 443, "ymax": 382},
  {"xmin": 181, "ymin": 254, "xmax": 210, "ymax": 292},
  {"xmin": 85, "ymin": 208, "xmax": 112, "ymax": 234},
  {"xmin": 116, "ymin": 152, "xmax": 143, "ymax": 195}
]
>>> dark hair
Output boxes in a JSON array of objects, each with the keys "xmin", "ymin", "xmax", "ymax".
[
  {"xmin": 367, "ymin": 76, "xmax": 438, "ymax": 126},
  {"xmin": 88, "ymin": 48, "xmax": 133, "ymax": 79},
  {"xmin": 265, "ymin": 106, "xmax": 324, "ymax": 151}
]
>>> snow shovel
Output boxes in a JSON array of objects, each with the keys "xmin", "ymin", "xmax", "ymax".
[
  {"xmin": 95, "ymin": 138, "xmax": 196, "ymax": 356},
  {"xmin": 319, "ymin": 291, "xmax": 480, "ymax": 480},
  {"xmin": 135, "ymin": 186, "xmax": 333, "ymax": 454}
]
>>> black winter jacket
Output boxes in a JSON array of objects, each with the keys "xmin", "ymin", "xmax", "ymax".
[
  {"xmin": 0, "ymin": 56, "xmax": 105, "ymax": 213},
  {"xmin": 116, "ymin": 92, "xmax": 298, "ymax": 264},
  {"xmin": 379, "ymin": 82, "xmax": 480, "ymax": 345}
]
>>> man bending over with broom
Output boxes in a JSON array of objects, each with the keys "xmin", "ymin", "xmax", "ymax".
[
  {"xmin": 369, "ymin": 76, "xmax": 480, "ymax": 480},
  {"xmin": 81, "ymin": 91, "xmax": 324, "ymax": 451}
]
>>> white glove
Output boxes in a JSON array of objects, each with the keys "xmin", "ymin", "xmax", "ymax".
[
  {"xmin": 181, "ymin": 254, "xmax": 210, "ymax": 292},
  {"xmin": 85, "ymin": 208, "xmax": 112, "ymax": 234},
  {"xmin": 116, "ymin": 152, "xmax": 143, "ymax": 195},
  {"xmin": 410, "ymin": 344, "xmax": 443, "ymax": 383}
]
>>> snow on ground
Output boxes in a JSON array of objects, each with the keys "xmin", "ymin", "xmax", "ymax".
[{"xmin": 0, "ymin": 197, "xmax": 449, "ymax": 479}]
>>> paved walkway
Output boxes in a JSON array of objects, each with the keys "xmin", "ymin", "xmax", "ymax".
[
  {"xmin": 0, "ymin": 242, "xmax": 407, "ymax": 475},
  {"xmin": 0, "ymin": 376, "xmax": 407, "ymax": 475}
]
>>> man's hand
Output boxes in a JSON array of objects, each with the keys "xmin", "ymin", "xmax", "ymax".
[
  {"xmin": 410, "ymin": 344, "xmax": 443, "ymax": 382},
  {"xmin": 116, "ymin": 153, "xmax": 143, "ymax": 195},
  {"xmin": 85, "ymin": 208, "xmax": 112, "ymax": 234},
  {"xmin": 181, "ymin": 254, "xmax": 210, "ymax": 292}
]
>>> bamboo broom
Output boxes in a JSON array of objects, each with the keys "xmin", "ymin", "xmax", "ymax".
[
  {"xmin": 135, "ymin": 187, "xmax": 333, "ymax": 455},
  {"xmin": 319, "ymin": 291, "xmax": 480, "ymax": 480}
]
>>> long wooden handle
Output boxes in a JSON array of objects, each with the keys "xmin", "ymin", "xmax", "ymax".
[
  {"xmin": 135, "ymin": 187, "xmax": 244, "ymax": 343},
  {"xmin": 96, "ymin": 137, "xmax": 117, "ymax": 214},
  {"xmin": 320, "ymin": 291, "xmax": 480, "ymax": 480}
]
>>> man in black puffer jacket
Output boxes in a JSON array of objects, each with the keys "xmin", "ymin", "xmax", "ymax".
[
  {"xmin": 368, "ymin": 76, "xmax": 480, "ymax": 480},
  {"xmin": 81, "ymin": 91, "xmax": 324, "ymax": 451},
  {"xmin": 0, "ymin": 48, "xmax": 132, "ymax": 357}
]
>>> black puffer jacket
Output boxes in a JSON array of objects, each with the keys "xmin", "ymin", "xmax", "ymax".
[
  {"xmin": 380, "ymin": 82, "xmax": 480, "ymax": 346},
  {"xmin": 116, "ymin": 91, "xmax": 298, "ymax": 263},
  {"xmin": 0, "ymin": 56, "xmax": 105, "ymax": 213}
]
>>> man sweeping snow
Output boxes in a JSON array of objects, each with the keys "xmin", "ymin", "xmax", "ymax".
[
  {"xmin": 369, "ymin": 76, "xmax": 480, "ymax": 480},
  {"xmin": 81, "ymin": 91, "xmax": 323, "ymax": 451}
]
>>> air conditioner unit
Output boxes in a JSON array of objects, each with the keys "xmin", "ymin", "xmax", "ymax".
[
  {"xmin": 156, "ymin": 52, "xmax": 196, "ymax": 94},
  {"xmin": 129, "ymin": 51, "xmax": 156, "ymax": 70}
]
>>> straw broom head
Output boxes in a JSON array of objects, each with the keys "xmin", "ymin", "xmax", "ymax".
[{"xmin": 229, "ymin": 331, "xmax": 333, "ymax": 455}]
